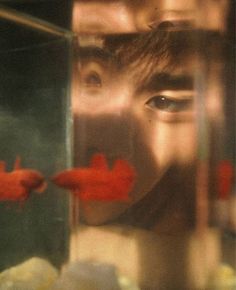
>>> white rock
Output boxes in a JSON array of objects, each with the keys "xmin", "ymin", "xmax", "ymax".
[
  {"xmin": 52, "ymin": 260, "xmax": 121, "ymax": 290},
  {"xmin": 0, "ymin": 257, "xmax": 58, "ymax": 290}
]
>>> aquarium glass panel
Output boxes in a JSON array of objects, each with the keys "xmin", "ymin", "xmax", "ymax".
[{"xmin": 0, "ymin": 4, "xmax": 73, "ymax": 281}]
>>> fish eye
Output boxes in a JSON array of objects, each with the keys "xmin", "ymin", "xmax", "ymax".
[{"xmin": 146, "ymin": 94, "xmax": 193, "ymax": 112}]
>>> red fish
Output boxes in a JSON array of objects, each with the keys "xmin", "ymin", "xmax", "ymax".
[
  {"xmin": 52, "ymin": 153, "xmax": 136, "ymax": 202},
  {"xmin": 0, "ymin": 156, "xmax": 47, "ymax": 202}
]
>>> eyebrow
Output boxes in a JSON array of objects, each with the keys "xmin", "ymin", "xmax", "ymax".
[{"xmin": 136, "ymin": 72, "xmax": 194, "ymax": 93}]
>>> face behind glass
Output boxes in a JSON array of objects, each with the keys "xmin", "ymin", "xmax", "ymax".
[
  {"xmin": 72, "ymin": 30, "xmax": 198, "ymax": 225},
  {"xmin": 70, "ymin": 0, "xmax": 230, "ymax": 226}
]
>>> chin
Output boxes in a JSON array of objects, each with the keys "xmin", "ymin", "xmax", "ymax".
[{"xmin": 79, "ymin": 200, "xmax": 131, "ymax": 226}]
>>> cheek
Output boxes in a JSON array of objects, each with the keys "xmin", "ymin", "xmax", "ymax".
[
  {"xmin": 147, "ymin": 123, "xmax": 177, "ymax": 171},
  {"xmin": 150, "ymin": 122, "xmax": 197, "ymax": 167},
  {"xmin": 140, "ymin": 120, "xmax": 197, "ymax": 173},
  {"xmin": 173, "ymin": 123, "xmax": 197, "ymax": 165}
]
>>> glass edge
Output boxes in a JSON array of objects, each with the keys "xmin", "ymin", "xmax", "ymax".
[{"xmin": 0, "ymin": 4, "xmax": 75, "ymax": 39}]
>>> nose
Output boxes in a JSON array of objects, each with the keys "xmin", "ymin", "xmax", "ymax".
[{"xmin": 73, "ymin": 112, "xmax": 135, "ymax": 166}]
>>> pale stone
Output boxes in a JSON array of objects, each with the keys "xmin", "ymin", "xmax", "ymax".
[
  {"xmin": 52, "ymin": 260, "xmax": 121, "ymax": 290},
  {"xmin": 207, "ymin": 264, "xmax": 236, "ymax": 290},
  {"xmin": 0, "ymin": 257, "xmax": 59, "ymax": 290},
  {"xmin": 70, "ymin": 224, "xmax": 221, "ymax": 289}
]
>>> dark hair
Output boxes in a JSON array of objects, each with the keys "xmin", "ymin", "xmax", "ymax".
[{"xmin": 104, "ymin": 29, "xmax": 199, "ymax": 83}]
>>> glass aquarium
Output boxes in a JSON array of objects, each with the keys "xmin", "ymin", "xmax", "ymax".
[
  {"xmin": 0, "ymin": 1, "xmax": 235, "ymax": 290},
  {"xmin": 0, "ymin": 3, "xmax": 73, "ymax": 289}
]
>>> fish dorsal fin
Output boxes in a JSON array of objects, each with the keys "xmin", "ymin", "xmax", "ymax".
[
  {"xmin": 90, "ymin": 153, "xmax": 108, "ymax": 170},
  {"xmin": 0, "ymin": 161, "xmax": 6, "ymax": 172},
  {"xmin": 113, "ymin": 159, "xmax": 135, "ymax": 178},
  {"xmin": 113, "ymin": 159, "xmax": 129, "ymax": 172},
  {"xmin": 14, "ymin": 156, "xmax": 21, "ymax": 170}
]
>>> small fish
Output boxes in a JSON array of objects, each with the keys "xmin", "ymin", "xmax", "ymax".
[
  {"xmin": 0, "ymin": 156, "xmax": 47, "ymax": 203},
  {"xmin": 52, "ymin": 153, "xmax": 136, "ymax": 202},
  {"xmin": 216, "ymin": 160, "xmax": 234, "ymax": 200}
]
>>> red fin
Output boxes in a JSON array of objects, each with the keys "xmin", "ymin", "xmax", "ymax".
[
  {"xmin": 14, "ymin": 156, "xmax": 21, "ymax": 170},
  {"xmin": 0, "ymin": 161, "xmax": 6, "ymax": 172},
  {"xmin": 90, "ymin": 153, "xmax": 108, "ymax": 170},
  {"xmin": 35, "ymin": 181, "xmax": 47, "ymax": 193},
  {"xmin": 113, "ymin": 159, "xmax": 136, "ymax": 178},
  {"xmin": 19, "ymin": 169, "xmax": 46, "ymax": 194}
]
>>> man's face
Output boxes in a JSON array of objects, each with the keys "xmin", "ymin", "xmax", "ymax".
[{"xmin": 72, "ymin": 32, "xmax": 197, "ymax": 225}]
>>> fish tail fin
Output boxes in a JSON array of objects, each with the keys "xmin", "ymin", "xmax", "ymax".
[
  {"xmin": 90, "ymin": 153, "xmax": 108, "ymax": 170},
  {"xmin": 35, "ymin": 181, "xmax": 47, "ymax": 193},
  {"xmin": 14, "ymin": 156, "xmax": 21, "ymax": 170}
]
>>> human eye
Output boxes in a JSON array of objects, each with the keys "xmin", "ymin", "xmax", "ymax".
[
  {"xmin": 146, "ymin": 95, "xmax": 192, "ymax": 112},
  {"xmin": 145, "ymin": 90, "xmax": 194, "ymax": 121},
  {"xmin": 79, "ymin": 62, "xmax": 104, "ymax": 89},
  {"xmin": 76, "ymin": 46, "xmax": 114, "ymax": 90},
  {"xmin": 83, "ymin": 70, "xmax": 102, "ymax": 87}
]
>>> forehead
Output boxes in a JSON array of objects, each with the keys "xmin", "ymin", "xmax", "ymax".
[{"xmin": 73, "ymin": 0, "xmax": 197, "ymax": 34}]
